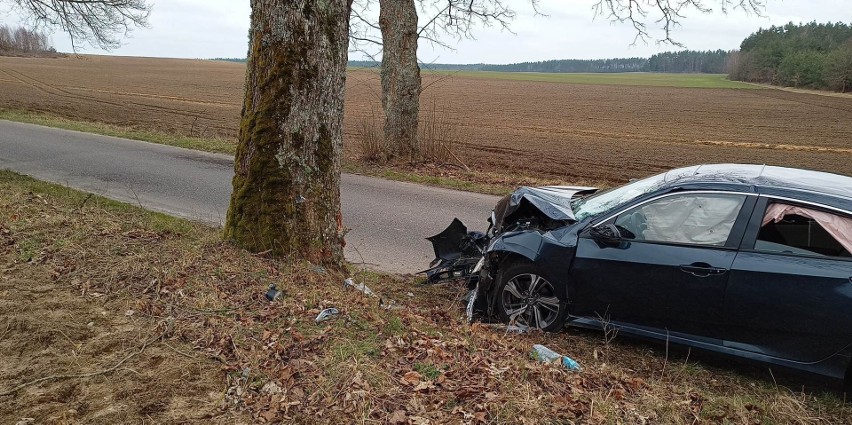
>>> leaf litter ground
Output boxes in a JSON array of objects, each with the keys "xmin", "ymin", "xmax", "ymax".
[{"xmin": 0, "ymin": 171, "xmax": 850, "ymax": 424}]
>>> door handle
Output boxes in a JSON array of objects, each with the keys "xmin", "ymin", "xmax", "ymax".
[{"xmin": 680, "ymin": 263, "xmax": 728, "ymax": 278}]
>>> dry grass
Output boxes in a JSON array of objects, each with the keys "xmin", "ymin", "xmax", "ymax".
[
  {"xmin": 355, "ymin": 103, "xmax": 387, "ymax": 163},
  {"xmin": 355, "ymin": 99, "xmax": 466, "ymax": 169},
  {"xmin": 419, "ymin": 99, "xmax": 467, "ymax": 170},
  {"xmin": 1, "ymin": 171, "xmax": 851, "ymax": 423}
]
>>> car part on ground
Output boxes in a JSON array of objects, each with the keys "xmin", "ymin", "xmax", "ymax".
[
  {"xmin": 315, "ymin": 308, "xmax": 340, "ymax": 323},
  {"xmin": 344, "ymin": 277, "xmax": 375, "ymax": 297},
  {"xmin": 264, "ymin": 284, "xmax": 283, "ymax": 302}
]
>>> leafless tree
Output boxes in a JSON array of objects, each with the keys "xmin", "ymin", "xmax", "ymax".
[
  {"xmin": 0, "ymin": 24, "xmax": 52, "ymax": 52},
  {"xmin": 5, "ymin": 0, "xmax": 151, "ymax": 50},
  {"xmin": 378, "ymin": 0, "xmax": 421, "ymax": 159},
  {"xmin": 0, "ymin": 25, "xmax": 10, "ymax": 49},
  {"xmin": 225, "ymin": 0, "xmax": 351, "ymax": 267},
  {"xmin": 358, "ymin": 0, "xmax": 765, "ymax": 161},
  {"xmin": 417, "ymin": 0, "xmax": 531, "ymax": 46},
  {"xmin": 593, "ymin": 0, "xmax": 765, "ymax": 46},
  {"xmin": 352, "ymin": 0, "xmax": 532, "ymax": 161}
]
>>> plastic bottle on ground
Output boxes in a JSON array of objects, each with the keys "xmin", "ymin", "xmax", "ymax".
[{"xmin": 531, "ymin": 344, "xmax": 581, "ymax": 371}]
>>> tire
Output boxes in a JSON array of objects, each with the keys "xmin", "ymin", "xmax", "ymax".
[{"xmin": 495, "ymin": 261, "xmax": 568, "ymax": 332}]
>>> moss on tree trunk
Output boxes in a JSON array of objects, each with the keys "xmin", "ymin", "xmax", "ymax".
[
  {"xmin": 225, "ymin": 0, "xmax": 349, "ymax": 267},
  {"xmin": 380, "ymin": 0, "xmax": 421, "ymax": 159}
]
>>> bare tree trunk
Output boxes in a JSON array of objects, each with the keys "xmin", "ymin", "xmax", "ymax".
[
  {"xmin": 379, "ymin": 0, "xmax": 421, "ymax": 160},
  {"xmin": 225, "ymin": 0, "xmax": 350, "ymax": 267}
]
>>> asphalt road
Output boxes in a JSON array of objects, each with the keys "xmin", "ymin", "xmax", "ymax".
[{"xmin": 0, "ymin": 120, "xmax": 500, "ymax": 274}]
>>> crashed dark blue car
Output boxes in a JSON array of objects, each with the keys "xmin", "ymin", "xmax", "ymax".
[{"xmin": 429, "ymin": 164, "xmax": 852, "ymax": 382}]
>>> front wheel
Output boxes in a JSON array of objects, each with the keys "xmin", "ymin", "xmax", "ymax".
[{"xmin": 495, "ymin": 261, "xmax": 568, "ymax": 332}]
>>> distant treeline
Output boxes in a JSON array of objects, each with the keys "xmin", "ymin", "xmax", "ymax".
[
  {"xmin": 213, "ymin": 58, "xmax": 488, "ymax": 70},
  {"xmin": 481, "ymin": 58, "xmax": 647, "ymax": 73},
  {"xmin": 648, "ymin": 50, "xmax": 734, "ymax": 73},
  {"xmin": 728, "ymin": 22, "xmax": 852, "ymax": 92},
  {"xmin": 349, "ymin": 60, "xmax": 484, "ymax": 71},
  {"xmin": 216, "ymin": 55, "xmax": 731, "ymax": 73},
  {"xmin": 0, "ymin": 25, "xmax": 54, "ymax": 54},
  {"xmin": 349, "ymin": 52, "xmax": 733, "ymax": 73},
  {"xmin": 477, "ymin": 51, "xmax": 735, "ymax": 73}
]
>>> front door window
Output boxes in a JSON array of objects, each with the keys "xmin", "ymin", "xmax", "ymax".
[{"xmin": 615, "ymin": 193, "xmax": 747, "ymax": 246}]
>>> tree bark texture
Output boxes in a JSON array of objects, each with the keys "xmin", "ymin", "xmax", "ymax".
[
  {"xmin": 225, "ymin": 0, "xmax": 350, "ymax": 267},
  {"xmin": 379, "ymin": 0, "xmax": 421, "ymax": 159}
]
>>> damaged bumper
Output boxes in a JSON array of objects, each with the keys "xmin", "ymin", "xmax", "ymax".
[
  {"xmin": 422, "ymin": 186, "xmax": 598, "ymax": 319},
  {"xmin": 421, "ymin": 218, "xmax": 488, "ymax": 285}
]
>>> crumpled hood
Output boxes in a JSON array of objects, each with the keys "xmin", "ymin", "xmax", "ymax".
[{"xmin": 493, "ymin": 186, "xmax": 598, "ymax": 232}]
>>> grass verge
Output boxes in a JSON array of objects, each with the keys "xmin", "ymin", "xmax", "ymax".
[
  {"xmin": 1, "ymin": 170, "xmax": 850, "ymax": 423},
  {"xmin": 343, "ymin": 162, "xmax": 612, "ymax": 196},
  {"xmin": 0, "ymin": 108, "xmax": 237, "ymax": 155},
  {"xmin": 0, "ymin": 108, "xmax": 558, "ymax": 195}
]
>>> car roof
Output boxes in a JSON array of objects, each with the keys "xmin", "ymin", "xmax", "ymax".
[{"xmin": 662, "ymin": 164, "xmax": 852, "ymax": 202}]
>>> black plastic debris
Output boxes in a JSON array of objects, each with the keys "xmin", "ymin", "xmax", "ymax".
[
  {"xmin": 422, "ymin": 218, "xmax": 488, "ymax": 285},
  {"xmin": 265, "ymin": 284, "xmax": 283, "ymax": 302}
]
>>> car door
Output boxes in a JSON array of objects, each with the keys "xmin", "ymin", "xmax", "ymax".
[
  {"xmin": 569, "ymin": 192, "xmax": 755, "ymax": 338},
  {"xmin": 724, "ymin": 196, "xmax": 852, "ymax": 363}
]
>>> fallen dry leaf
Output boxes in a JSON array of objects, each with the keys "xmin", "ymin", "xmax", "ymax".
[
  {"xmin": 388, "ymin": 409, "xmax": 407, "ymax": 424},
  {"xmin": 413, "ymin": 380, "xmax": 435, "ymax": 392},
  {"xmin": 402, "ymin": 370, "xmax": 421, "ymax": 386}
]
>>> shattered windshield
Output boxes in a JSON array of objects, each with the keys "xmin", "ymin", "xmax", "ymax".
[{"xmin": 570, "ymin": 173, "xmax": 666, "ymax": 221}]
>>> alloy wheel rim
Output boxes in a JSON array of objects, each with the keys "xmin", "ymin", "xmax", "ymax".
[{"xmin": 500, "ymin": 273, "xmax": 560, "ymax": 329}]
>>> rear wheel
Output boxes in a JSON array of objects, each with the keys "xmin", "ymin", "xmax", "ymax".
[{"xmin": 495, "ymin": 261, "xmax": 568, "ymax": 332}]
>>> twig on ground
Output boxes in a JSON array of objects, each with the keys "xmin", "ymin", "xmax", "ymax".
[
  {"xmin": 0, "ymin": 332, "xmax": 163, "ymax": 397},
  {"xmin": 163, "ymin": 342, "xmax": 196, "ymax": 359},
  {"xmin": 50, "ymin": 328, "xmax": 79, "ymax": 350},
  {"xmin": 769, "ymin": 368, "xmax": 778, "ymax": 389},
  {"xmin": 0, "ymin": 321, "xmax": 12, "ymax": 343},
  {"xmin": 184, "ymin": 303, "xmax": 253, "ymax": 317},
  {"xmin": 350, "ymin": 244, "xmax": 370, "ymax": 277},
  {"xmin": 660, "ymin": 329, "xmax": 670, "ymax": 379},
  {"xmin": 443, "ymin": 144, "xmax": 470, "ymax": 172},
  {"xmin": 75, "ymin": 193, "xmax": 93, "ymax": 212},
  {"xmin": 127, "ymin": 186, "xmax": 144, "ymax": 209}
]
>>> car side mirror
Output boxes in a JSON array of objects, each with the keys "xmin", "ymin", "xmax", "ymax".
[{"xmin": 589, "ymin": 223, "xmax": 623, "ymax": 245}]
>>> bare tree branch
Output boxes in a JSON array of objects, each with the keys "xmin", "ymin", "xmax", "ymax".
[
  {"xmin": 349, "ymin": 0, "xmax": 383, "ymax": 59},
  {"xmin": 418, "ymin": 0, "xmax": 520, "ymax": 43},
  {"xmin": 593, "ymin": 0, "xmax": 765, "ymax": 46},
  {"xmin": 7, "ymin": 0, "xmax": 151, "ymax": 51}
]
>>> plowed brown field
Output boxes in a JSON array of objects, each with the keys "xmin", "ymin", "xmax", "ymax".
[{"xmin": 1, "ymin": 55, "xmax": 850, "ymax": 185}]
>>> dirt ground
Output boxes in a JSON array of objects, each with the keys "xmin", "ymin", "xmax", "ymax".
[
  {"xmin": 0, "ymin": 55, "xmax": 849, "ymax": 187},
  {"xmin": 0, "ymin": 178, "xmax": 247, "ymax": 424}
]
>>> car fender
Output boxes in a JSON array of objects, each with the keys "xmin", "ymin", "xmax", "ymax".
[
  {"xmin": 479, "ymin": 228, "xmax": 580, "ymax": 306},
  {"xmin": 488, "ymin": 230, "xmax": 544, "ymax": 263}
]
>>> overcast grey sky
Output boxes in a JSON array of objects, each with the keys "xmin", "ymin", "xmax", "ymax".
[{"xmin": 3, "ymin": 0, "xmax": 850, "ymax": 63}]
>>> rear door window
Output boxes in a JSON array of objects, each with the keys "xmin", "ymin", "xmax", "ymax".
[{"xmin": 756, "ymin": 203, "xmax": 852, "ymax": 258}]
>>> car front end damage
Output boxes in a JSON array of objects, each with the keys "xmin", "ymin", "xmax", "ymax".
[{"xmin": 422, "ymin": 186, "xmax": 598, "ymax": 322}]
